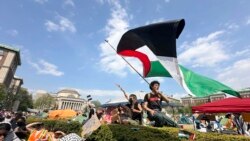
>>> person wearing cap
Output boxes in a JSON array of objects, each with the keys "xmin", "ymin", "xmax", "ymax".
[{"xmin": 143, "ymin": 81, "xmax": 178, "ymax": 127}]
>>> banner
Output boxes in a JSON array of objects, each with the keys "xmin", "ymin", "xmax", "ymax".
[{"xmin": 81, "ymin": 114, "xmax": 101, "ymax": 137}]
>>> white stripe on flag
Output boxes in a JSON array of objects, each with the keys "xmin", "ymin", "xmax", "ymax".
[
  {"xmin": 178, "ymin": 66, "xmax": 195, "ymax": 96},
  {"xmin": 157, "ymin": 56, "xmax": 182, "ymax": 86}
]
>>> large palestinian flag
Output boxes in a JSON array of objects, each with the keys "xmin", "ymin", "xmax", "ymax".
[{"xmin": 117, "ymin": 19, "xmax": 240, "ymax": 98}]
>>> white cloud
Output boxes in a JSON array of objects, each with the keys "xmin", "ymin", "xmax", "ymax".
[
  {"xmin": 17, "ymin": 46, "xmax": 64, "ymax": 77},
  {"xmin": 95, "ymin": 0, "xmax": 104, "ymax": 4},
  {"xmin": 179, "ymin": 31, "xmax": 229, "ymax": 67},
  {"xmin": 217, "ymin": 58, "xmax": 250, "ymax": 89},
  {"xmin": 164, "ymin": 0, "xmax": 170, "ymax": 3},
  {"xmin": 226, "ymin": 23, "xmax": 239, "ymax": 30},
  {"xmin": 45, "ymin": 16, "xmax": 76, "ymax": 33},
  {"xmin": 172, "ymin": 92, "xmax": 187, "ymax": 100},
  {"xmin": 98, "ymin": 0, "xmax": 133, "ymax": 77},
  {"xmin": 29, "ymin": 59, "xmax": 64, "ymax": 76},
  {"xmin": 246, "ymin": 18, "xmax": 250, "ymax": 25},
  {"xmin": 140, "ymin": 77, "xmax": 165, "ymax": 84},
  {"xmin": 60, "ymin": 87, "xmax": 148, "ymax": 103},
  {"xmin": 34, "ymin": 0, "xmax": 48, "ymax": 4},
  {"xmin": 64, "ymin": 0, "xmax": 75, "ymax": 7},
  {"xmin": 145, "ymin": 18, "xmax": 165, "ymax": 25},
  {"xmin": 155, "ymin": 4, "xmax": 162, "ymax": 13},
  {"xmin": 6, "ymin": 29, "xmax": 18, "ymax": 36},
  {"xmin": 235, "ymin": 48, "xmax": 250, "ymax": 57}
]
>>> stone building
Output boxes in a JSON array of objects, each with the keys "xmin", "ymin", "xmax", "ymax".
[
  {"xmin": 238, "ymin": 88, "xmax": 250, "ymax": 98},
  {"xmin": 181, "ymin": 88, "xmax": 250, "ymax": 106},
  {"xmin": 181, "ymin": 93, "xmax": 227, "ymax": 106},
  {"xmin": 8, "ymin": 76, "xmax": 23, "ymax": 95},
  {"xmin": 0, "ymin": 44, "xmax": 21, "ymax": 88},
  {"xmin": 56, "ymin": 89, "xmax": 87, "ymax": 111}
]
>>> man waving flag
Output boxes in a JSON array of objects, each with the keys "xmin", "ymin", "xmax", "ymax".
[{"xmin": 116, "ymin": 19, "xmax": 240, "ymax": 98}]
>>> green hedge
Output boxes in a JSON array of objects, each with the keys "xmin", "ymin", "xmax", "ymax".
[
  {"xmin": 26, "ymin": 117, "xmax": 82, "ymax": 135},
  {"xmin": 26, "ymin": 118, "xmax": 250, "ymax": 141},
  {"xmin": 87, "ymin": 124, "xmax": 250, "ymax": 141}
]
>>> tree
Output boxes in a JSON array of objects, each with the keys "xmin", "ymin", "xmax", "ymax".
[
  {"xmin": 0, "ymin": 84, "xmax": 7, "ymax": 109},
  {"xmin": 34, "ymin": 94, "xmax": 55, "ymax": 110},
  {"xmin": 91, "ymin": 100, "xmax": 101, "ymax": 108},
  {"xmin": 16, "ymin": 88, "xmax": 33, "ymax": 111}
]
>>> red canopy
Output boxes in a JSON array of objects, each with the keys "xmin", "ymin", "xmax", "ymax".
[{"xmin": 192, "ymin": 98, "xmax": 250, "ymax": 113}]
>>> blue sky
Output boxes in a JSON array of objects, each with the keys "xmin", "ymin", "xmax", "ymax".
[{"xmin": 1, "ymin": 0, "xmax": 250, "ymax": 103}]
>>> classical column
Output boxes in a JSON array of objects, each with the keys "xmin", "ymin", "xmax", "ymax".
[
  {"xmin": 72, "ymin": 102, "xmax": 75, "ymax": 110},
  {"xmin": 68, "ymin": 102, "xmax": 71, "ymax": 109},
  {"xmin": 70, "ymin": 102, "xmax": 73, "ymax": 109},
  {"xmin": 66, "ymin": 102, "xmax": 69, "ymax": 109},
  {"xmin": 60, "ymin": 102, "xmax": 62, "ymax": 109},
  {"xmin": 77, "ymin": 103, "xmax": 80, "ymax": 110},
  {"xmin": 61, "ymin": 102, "xmax": 63, "ymax": 109},
  {"xmin": 63, "ymin": 102, "xmax": 66, "ymax": 109},
  {"xmin": 79, "ymin": 103, "xmax": 81, "ymax": 110},
  {"xmin": 63, "ymin": 102, "xmax": 65, "ymax": 109},
  {"xmin": 58, "ymin": 101, "xmax": 62, "ymax": 110},
  {"xmin": 80, "ymin": 103, "xmax": 83, "ymax": 111},
  {"xmin": 74, "ymin": 102, "xmax": 77, "ymax": 110},
  {"xmin": 64, "ymin": 102, "xmax": 66, "ymax": 109}
]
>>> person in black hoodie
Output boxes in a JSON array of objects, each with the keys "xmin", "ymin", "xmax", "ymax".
[{"xmin": 117, "ymin": 85, "xmax": 143, "ymax": 124}]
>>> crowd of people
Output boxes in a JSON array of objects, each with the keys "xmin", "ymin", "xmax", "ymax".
[
  {"xmin": 88, "ymin": 81, "xmax": 179, "ymax": 128},
  {"xmin": 1, "ymin": 80, "xmax": 250, "ymax": 140},
  {"xmin": 0, "ymin": 80, "xmax": 180, "ymax": 141},
  {"xmin": 192, "ymin": 112, "xmax": 250, "ymax": 136},
  {"xmin": 0, "ymin": 110, "xmax": 73, "ymax": 141},
  {"xmin": 0, "ymin": 110, "xmax": 84, "ymax": 141}
]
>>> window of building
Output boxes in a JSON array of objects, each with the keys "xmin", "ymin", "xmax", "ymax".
[
  {"xmin": 0, "ymin": 50, "xmax": 4, "ymax": 61},
  {"xmin": 10, "ymin": 56, "xmax": 17, "ymax": 73},
  {"xmin": 4, "ymin": 70, "xmax": 14, "ymax": 88}
]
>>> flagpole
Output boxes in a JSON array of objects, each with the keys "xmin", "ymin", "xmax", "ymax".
[{"xmin": 105, "ymin": 40, "xmax": 150, "ymax": 85}]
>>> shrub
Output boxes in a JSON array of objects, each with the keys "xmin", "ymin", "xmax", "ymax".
[
  {"xmin": 87, "ymin": 124, "xmax": 250, "ymax": 141},
  {"xmin": 87, "ymin": 125, "xmax": 115, "ymax": 141},
  {"xmin": 26, "ymin": 117, "xmax": 82, "ymax": 135},
  {"xmin": 26, "ymin": 118, "xmax": 250, "ymax": 141}
]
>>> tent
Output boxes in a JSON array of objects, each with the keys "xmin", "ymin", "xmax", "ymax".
[
  {"xmin": 48, "ymin": 109, "xmax": 77, "ymax": 119},
  {"xmin": 101, "ymin": 99, "xmax": 183, "ymax": 108},
  {"xmin": 192, "ymin": 98, "xmax": 250, "ymax": 113}
]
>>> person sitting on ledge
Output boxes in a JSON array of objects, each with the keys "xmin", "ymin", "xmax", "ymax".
[{"xmin": 143, "ymin": 81, "xmax": 179, "ymax": 127}]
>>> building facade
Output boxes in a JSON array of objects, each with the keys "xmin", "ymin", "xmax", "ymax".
[
  {"xmin": 56, "ymin": 89, "xmax": 87, "ymax": 111},
  {"xmin": 181, "ymin": 93, "xmax": 227, "ymax": 106},
  {"xmin": 238, "ymin": 88, "xmax": 250, "ymax": 98},
  {"xmin": 181, "ymin": 88, "xmax": 250, "ymax": 106},
  {"xmin": 0, "ymin": 44, "xmax": 23, "ymax": 111},
  {"xmin": 9, "ymin": 76, "xmax": 23, "ymax": 95},
  {"xmin": 34, "ymin": 89, "xmax": 87, "ymax": 111},
  {"xmin": 0, "ymin": 44, "xmax": 21, "ymax": 88}
]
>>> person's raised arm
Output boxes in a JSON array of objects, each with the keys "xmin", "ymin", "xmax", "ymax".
[
  {"xmin": 26, "ymin": 122, "xmax": 41, "ymax": 132},
  {"xmin": 55, "ymin": 131, "xmax": 66, "ymax": 136},
  {"xmin": 157, "ymin": 92, "xmax": 170, "ymax": 103},
  {"xmin": 116, "ymin": 84, "xmax": 129, "ymax": 100}
]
